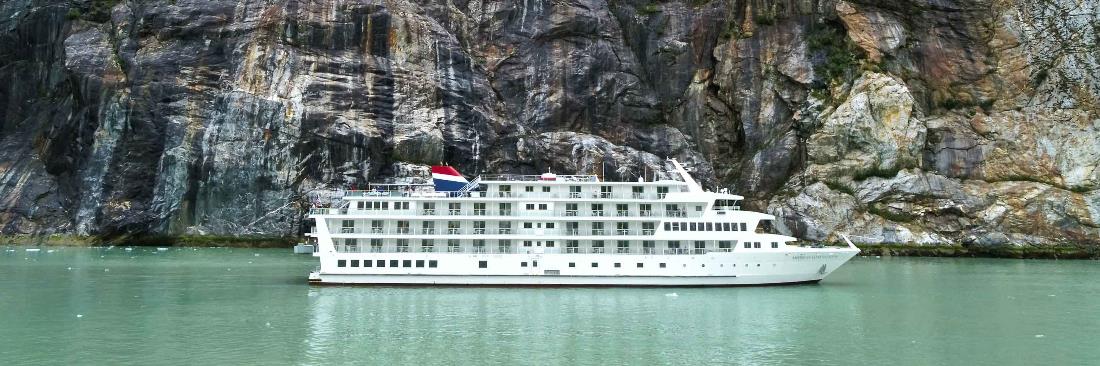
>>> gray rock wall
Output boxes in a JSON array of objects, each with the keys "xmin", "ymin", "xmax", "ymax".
[{"xmin": 0, "ymin": 0, "xmax": 1097, "ymax": 245}]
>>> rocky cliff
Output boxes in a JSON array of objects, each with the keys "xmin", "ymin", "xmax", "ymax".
[{"xmin": 1, "ymin": 0, "xmax": 1097, "ymax": 245}]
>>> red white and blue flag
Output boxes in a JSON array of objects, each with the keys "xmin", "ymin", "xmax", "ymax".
[{"xmin": 431, "ymin": 165, "xmax": 468, "ymax": 192}]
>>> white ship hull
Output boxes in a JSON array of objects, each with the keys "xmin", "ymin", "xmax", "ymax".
[{"xmin": 308, "ymin": 248, "xmax": 859, "ymax": 286}]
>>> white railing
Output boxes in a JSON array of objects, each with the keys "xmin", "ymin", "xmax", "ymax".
[
  {"xmin": 311, "ymin": 208, "xmax": 701, "ymax": 219},
  {"xmin": 335, "ymin": 245, "xmax": 722, "ymax": 255},
  {"xmin": 327, "ymin": 228, "xmax": 658, "ymax": 236},
  {"xmin": 480, "ymin": 174, "xmax": 600, "ymax": 182},
  {"xmin": 341, "ymin": 191, "xmax": 686, "ymax": 201}
]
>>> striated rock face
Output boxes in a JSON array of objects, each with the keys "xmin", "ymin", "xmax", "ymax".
[{"xmin": 0, "ymin": 0, "xmax": 1097, "ymax": 246}]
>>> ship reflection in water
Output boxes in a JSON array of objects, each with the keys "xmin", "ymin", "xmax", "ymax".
[{"xmin": 0, "ymin": 248, "xmax": 1095, "ymax": 365}]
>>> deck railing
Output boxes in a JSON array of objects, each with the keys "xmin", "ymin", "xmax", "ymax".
[
  {"xmin": 309, "ymin": 207, "xmax": 696, "ymax": 218},
  {"xmin": 319, "ymin": 228, "xmax": 661, "ymax": 237},
  {"xmin": 334, "ymin": 245, "xmax": 726, "ymax": 253},
  {"xmin": 339, "ymin": 190, "xmax": 696, "ymax": 201}
]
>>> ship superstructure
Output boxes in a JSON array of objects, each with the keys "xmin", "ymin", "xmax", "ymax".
[{"xmin": 306, "ymin": 160, "xmax": 858, "ymax": 286}]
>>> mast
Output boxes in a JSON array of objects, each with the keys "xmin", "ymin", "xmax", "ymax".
[{"xmin": 667, "ymin": 159, "xmax": 703, "ymax": 193}]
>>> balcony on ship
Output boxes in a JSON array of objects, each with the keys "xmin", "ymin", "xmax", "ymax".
[
  {"xmin": 323, "ymin": 227, "xmax": 661, "ymax": 237},
  {"xmin": 339, "ymin": 190, "xmax": 690, "ymax": 201},
  {"xmin": 330, "ymin": 244, "xmax": 740, "ymax": 255},
  {"xmin": 310, "ymin": 207, "xmax": 700, "ymax": 219}
]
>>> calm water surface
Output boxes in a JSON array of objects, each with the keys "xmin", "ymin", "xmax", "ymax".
[{"xmin": 1, "ymin": 247, "xmax": 1096, "ymax": 365}]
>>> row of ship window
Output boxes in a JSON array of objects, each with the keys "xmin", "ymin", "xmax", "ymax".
[
  {"xmin": 337, "ymin": 259, "xmax": 439, "ymax": 268},
  {"xmin": 664, "ymin": 221, "xmax": 748, "ymax": 232},
  {"xmin": 366, "ymin": 184, "xmax": 679, "ymax": 196},
  {"xmin": 354, "ymin": 202, "xmax": 704, "ymax": 216},
  {"xmin": 338, "ymin": 220, "xmax": 752, "ymax": 234},
  {"xmin": 337, "ymin": 259, "xmax": 767, "ymax": 269},
  {"xmin": 340, "ymin": 239, "xmax": 778, "ymax": 249}
]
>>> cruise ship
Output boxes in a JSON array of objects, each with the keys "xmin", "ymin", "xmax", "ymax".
[{"xmin": 305, "ymin": 159, "xmax": 859, "ymax": 286}]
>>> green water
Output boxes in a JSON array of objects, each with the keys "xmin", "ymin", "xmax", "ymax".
[{"xmin": 1, "ymin": 247, "xmax": 1096, "ymax": 365}]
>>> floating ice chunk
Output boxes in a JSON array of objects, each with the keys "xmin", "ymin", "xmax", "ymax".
[
  {"xmin": 26, "ymin": 248, "xmax": 40, "ymax": 252},
  {"xmin": 1048, "ymin": 294, "xmax": 1056, "ymax": 297},
  {"xmin": 254, "ymin": 253, "xmax": 261, "ymax": 257},
  {"xmin": 665, "ymin": 293, "xmax": 678, "ymax": 297},
  {"xmin": 104, "ymin": 268, "xmax": 109, "ymax": 272},
  {"xmin": 157, "ymin": 248, "xmax": 168, "ymax": 251},
  {"xmin": 124, "ymin": 247, "xmax": 133, "ymax": 251},
  {"xmin": 67, "ymin": 267, "xmax": 72, "ymax": 270},
  {"xmin": 1035, "ymin": 334, "xmax": 1045, "ymax": 338},
  {"xmin": 47, "ymin": 249, "xmax": 56, "ymax": 253},
  {"xmin": 76, "ymin": 314, "xmax": 83, "ymax": 318}
]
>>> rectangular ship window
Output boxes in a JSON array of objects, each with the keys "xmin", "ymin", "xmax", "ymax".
[
  {"xmin": 521, "ymin": 262, "xmax": 528, "ymax": 267},
  {"xmin": 744, "ymin": 242, "xmax": 751, "ymax": 248},
  {"xmin": 690, "ymin": 223, "xmax": 697, "ymax": 231},
  {"xmin": 664, "ymin": 222, "xmax": 671, "ymax": 231},
  {"xmin": 637, "ymin": 263, "xmax": 644, "ymax": 268},
  {"xmin": 569, "ymin": 262, "xmax": 575, "ymax": 268},
  {"xmin": 364, "ymin": 260, "xmax": 373, "ymax": 267},
  {"xmin": 479, "ymin": 260, "xmax": 488, "ymax": 268},
  {"xmin": 428, "ymin": 260, "xmax": 438, "ymax": 268},
  {"xmin": 591, "ymin": 262, "xmax": 599, "ymax": 268},
  {"xmin": 416, "ymin": 260, "xmax": 425, "ymax": 268},
  {"xmin": 350, "ymin": 260, "xmax": 360, "ymax": 267},
  {"xmin": 771, "ymin": 242, "xmax": 779, "ymax": 248},
  {"xmin": 724, "ymin": 223, "xmax": 732, "ymax": 231},
  {"xmin": 337, "ymin": 260, "xmax": 346, "ymax": 267},
  {"xmin": 533, "ymin": 261, "xmax": 538, "ymax": 267},
  {"xmin": 403, "ymin": 260, "xmax": 412, "ymax": 267},
  {"xmin": 659, "ymin": 263, "xmax": 667, "ymax": 268},
  {"xmin": 377, "ymin": 260, "xmax": 385, "ymax": 267},
  {"xmin": 390, "ymin": 260, "xmax": 399, "ymax": 267},
  {"xmin": 741, "ymin": 223, "xmax": 747, "ymax": 231},
  {"xmin": 706, "ymin": 223, "xmax": 713, "ymax": 231},
  {"xmin": 614, "ymin": 263, "xmax": 621, "ymax": 268}
]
